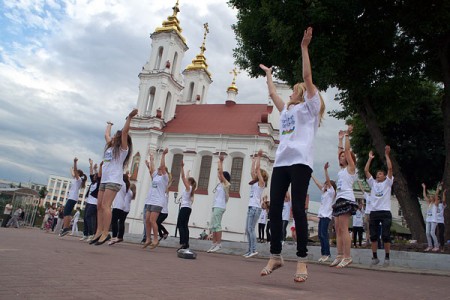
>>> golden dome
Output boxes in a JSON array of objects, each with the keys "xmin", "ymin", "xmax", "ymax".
[
  {"xmin": 185, "ymin": 23, "xmax": 211, "ymax": 78},
  {"xmin": 154, "ymin": 1, "xmax": 186, "ymax": 44}
]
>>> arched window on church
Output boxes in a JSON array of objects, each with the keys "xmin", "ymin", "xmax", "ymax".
[
  {"xmin": 154, "ymin": 46, "xmax": 163, "ymax": 70},
  {"xmin": 187, "ymin": 82, "xmax": 194, "ymax": 102},
  {"xmin": 172, "ymin": 52, "xmax": 178, "ymax": 75},
  {"xmin": 230, "ymin": 157, "xmax": 243, "ymax": 197},
  {"xmin": 197, "ymin": 155, "xmax": 212, "ymax": 192},
  {"xmin": 169, "ymin": 153, "xmax": 184, "ymax": 191},
  {"xmin": 163, "ymin": 92, "xmax": 172, "ymax": 121},
  {"xmin": 130, "ymin": 152, "xmax": 141, "ymax": 181},
  {"xmin": 146, "ymin": 87, "xmax": 156, "ymax": 116}
]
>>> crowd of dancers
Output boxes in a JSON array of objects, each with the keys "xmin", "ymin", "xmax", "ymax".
[{"xmin": 41, "ymin": 26, "xmax": 446, "ymax": 285}]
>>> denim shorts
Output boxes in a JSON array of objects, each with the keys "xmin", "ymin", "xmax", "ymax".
[
  {"xmin": 210, "ymin": 207, "xmax": 226, "ymax": 232},
  {"xmin": 145, "ymin": 204, "xmax": 163, "ymax": 213},
  {"xmin": 99, "ymin": 182, "xmax": 122, "ymax": 192},
  {"xmin": 63, "ymin": 199, "xmax": 77, "ymax": 217}
]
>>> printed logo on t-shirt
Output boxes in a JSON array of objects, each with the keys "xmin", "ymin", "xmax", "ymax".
[
  {"xmin": 152, "ymin": 182, "xmax": 158, "ymax": 188},
  {"xmin": 250, "ymin": 190, "xmax": 254, "ymax": 198},
  {"xmin": 281, "ymin": 115, "xmax": 295, "ymax": 135},
  {"xmin": 427, "ymin": 209, "xmax": 432, "ymax": 217},
  {"xmin": 374, "ymin": 185, "xmax": 384, "ymax": 197},
  {"xmin": 104, "ymin": 148, "xmax": 113, "ymax": 162}
]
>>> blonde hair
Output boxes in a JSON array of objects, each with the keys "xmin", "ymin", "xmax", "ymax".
[{"xmin": 287, "ymin": 82, "xmax": 325, "ymax": 126}]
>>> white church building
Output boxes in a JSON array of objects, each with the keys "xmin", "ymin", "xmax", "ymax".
[{"xmin": 124, "ymin": 2, "xmax": 287, "ymax": 242}]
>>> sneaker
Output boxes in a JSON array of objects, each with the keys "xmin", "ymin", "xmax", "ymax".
[
  {"xmin": 59, "ymin": 228, "xmax": 70, "ymax": 237},
  {"xmin": 383, "ymin": 258, "xmax": 390, "ymax": 267},
  {"xmin": 246, "ymin": 252, "xmax": 259, "ymax": 258},
  {"xmin": 371, "ymin": 258, "xmax": 380, "ymax": 265},
  {"xmin": 206, "ymin": 244, "xmax": 216, "ymax": 253},
  {"xmin": 432, "ymin": 247, "xmax": 440, "ymax": 252},
  {"xmin": 79, "ymin": 236, "xmax": 88, "ymax": 241},
  {"xmin": 86, "ymin": 235, "xmax": 94, "ymax": 242},
  {"xmin": 424, "ymin": 247, "xmax": 432, "ymax": 252},
  {"xmin": 242, "ymin": 252, "xmax": 251, "ymax": 257},
  {"xmin": 209, "ymin": 244, "xmax": 222, "ymax": 253},
  {"xmin": 320, "ymin": 255, "xmax": 330, "ymax": 262}
]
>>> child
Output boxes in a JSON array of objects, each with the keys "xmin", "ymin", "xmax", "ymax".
[{"xmin": 258, "ymin": 197, "xmax": 269, "ymax": 243}]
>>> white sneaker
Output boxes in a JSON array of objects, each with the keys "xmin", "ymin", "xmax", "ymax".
[
  {"xmin": 79, "ymin": 236, "xmax": 88, "ymax": 241},
  {"xmin": 319, "ymin": 255, "xmax": 330, "ymax": 262},
  {"xmin": 383, "ymin": 259, "xmax": 390, "ymax": 267},
  {"xmin": 209, "ymin": 244, "xmax": 222, "ymax": 253},
  {"xmin": 246, "ymin": 251, "xmax": 258, "ymax": 258},
  {"xmin": 242, "ymin": 252, "xmax": 251, "ymax": 257},
  {"xmin": 86, "ymin": 235, "xmax": 94, "ymax": 242},
  {"xmin": 207, "ymin": 244, "xmax": 216, "ymax": 253},
  {"xmin": 371, "ymin": 258, "xmax": 380, "ymax": 265}
]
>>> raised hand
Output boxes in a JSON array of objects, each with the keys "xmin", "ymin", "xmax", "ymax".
[
  {"xmin": 219, "ymin": 154, "xmax": 225, "ymax": 162},
  {"xmin": 74, "ymin": 157, "xmax": 78, "ymax": 163},
  {"xmin": 422, "ymin": 183, "xmax": 426, "ymax": 189},
  {"xmin": 162, "ymin": 148, "xmax": 168, "ymax": 155},
  {"xmin": 369, "ymin": 151, "xmax": 375, "ymax": 159},
  {"xmin": 338, "ymin": 130, "xmax": 346, "ymax": 139},
  {"xmin": 181, "ymin": 160, "xmax": 184, "ymax": 168},
  {"xmin": 129, "ymin": 108, "xmax": 138, "ymax": 118},
  {"xmin": 257, "ymin": 149, "xmax": 263, "ymax": 157},
  {"xmin": 385, "ymin": 145, "xmax": 391, "ymax": 156},
  {"xmin": 324, "ymin": 162, "xmax": 329, "ymax": 170},
  {"xmin": 259, "ymin": 64, "xmax": 272, "ymax": 74},
  {"xmin": 89, "ymin": 158, "xmax": 93, "ymax": 165},
  {"xmin": 301, "ymin": 27, "xmax": 313, "ymax": 48}
]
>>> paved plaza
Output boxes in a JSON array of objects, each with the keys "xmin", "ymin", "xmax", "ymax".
[{"xmin": 0, "ymin": 228, "xmax": 449, "ymax": 299}]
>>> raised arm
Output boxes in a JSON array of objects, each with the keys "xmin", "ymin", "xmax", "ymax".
[
  {"xmin": 300, "ymin": 27, "xmax": 317, "ymax": 98},
  {"xmin": 159, "ymin": 148, "xmax": 168, "ymax": 175},
  {"xmin": 180, "ymin": 161, "xmax": 190, "ymax": 191},
  {"xmin": 422, "ymin": 183, "xmax": 430, "ymax": 203},
  {"xmin": 435, "ymin": 183, "xmax": 442, "ymax": 205},
  {"xmin": 121, "ymin": 109, "xmax": 138, "ymax": 151},
  {"xmin": 259, "ymin": 64, "xmax": 284, "ymax": 112},
  {"xmin": 105, "ymin": 121, "xmax": 113, "ymax": 144},
  {"xmin": 324, "ymin": 162, "xmax": 331, "ymax": 188},
  {"xmin": 73, "ymin": 157, "xmax": 80, "ymax": 180},
  {"xmin": 345, "ymin": 125, "xmax": 355, "ymax": 175},
  {"xmin": 365, "ymin": 151, "xmax": 375, "ymax": 179},
  {"xmin": 217, "ymin": 154, "xmax": 226, "ymax": 183},
  {"xmin": 145, "ymin": 152, "xmax": 156, "ymax": 176},
  {"xmin": 385, "ymin": 145, "xmax": 393, "ymax": 179},
  {"xmin": 89, "ymin": 158, "xmax": 94, "ymax": 175},
  {"xmin": 255, "ymin": 150, "xmax": 265, "ymax": 188},
  {"xmin": 443, "ymin": 188, "xmax": 447, "ymax": 206},
  {"xmin": 250, "ymin": 155, "xmax": 256, "ymax": 179},
  {"xmin": 338, "ymin": 130, "xmax": 345, "ymax": 157},
  {"xmin": 357, "ymin": 180, "xmax": 365, "ymax": 193},
  {"xmin": 311, "ymin": 174, "xmax": 323, "ymax": 191}
]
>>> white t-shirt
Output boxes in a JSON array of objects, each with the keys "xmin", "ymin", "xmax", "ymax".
[
  {"xmin": 112, "ymin": 182, "xmax": 127, "ymax": 210},
  {"xmin": 318, "ymin": 186, "xmax": 335, "ymax": 219},
  {"xmin": 162, "ymin": 193, "xmax": 169, "ymax": 214},
  {"xmin": 353, "ymin": 209, "xmax": 364, "ymax": 227},
  {"xmin": 3, "ymin": 203, "xmax": 12, "ymax": 215},
  {"xmin": 336, "ymin": 168, "xmax": 357, "ymax": 202},
  {"xmin": 436, "ymin": 203, "xmax": 446, "ymax": 224},
  {"xmin": 123, "ymin": 189, "xmax": 134, "ymax": 213},
  {"xmin": 282, "ymin": 200, "xmax": 291, "ymax": 221},
  {"xmin": 67, "ymin": 178, "xmax": 82, "ymax": 200},
  {"xmin": 364, "ymin": 192, "xmax": 372, "ymax": 214},
  {"xmin": 368, "ymin": 176, "xmax": 394, "ymax": 212},
  {"xmin": 274, "ymin": 91, "xmax": 321, "ymax": 169},
  {"xmin": 258, "ymin": 210, "xmax": 267, "ymax": 224},
  {"xmin": 145, "ymin": 172, "xmax": 169, "ymax": 207},
  {"xmin": 180, "ymin": 187, "xmax": 193, "ymax": 209},
  {"xmin": 213, "ymin": 181, "xmax": 230, "ymax": 209},
  {"xmin": 86, "ymin": 182, "xmax": 98, "ymax": 205},
  {"xmin": 248, "ymin": 183, "xmax": 264, "ymax": 208},
  {"xmin": 426, "ymin": 203, "xmax": 438, "ymax": 223},
  {"xmin": 101, "ymin": 147, "xmax": 129, "ymax": 184}
]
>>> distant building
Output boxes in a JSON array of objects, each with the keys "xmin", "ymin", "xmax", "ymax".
[{"xmin": 44, "ymin": 175, "xmax": 88, "ymax": 209}]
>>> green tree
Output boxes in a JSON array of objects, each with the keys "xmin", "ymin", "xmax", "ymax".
[
  {"xmin": 229, "ymin": 0, "xmax": 449, "ymax": 241},
  {"xmin": 38, "ymin": 186, "xmax": 48, "ymax": 200}
]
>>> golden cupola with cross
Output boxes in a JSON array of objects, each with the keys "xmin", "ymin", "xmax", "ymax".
[{"xmin": 182, "ymin": 23, "xmax": 213, "ymax": 104}]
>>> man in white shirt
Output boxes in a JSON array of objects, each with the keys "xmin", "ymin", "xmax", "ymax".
[
  {"xmin": 2, "ymin": 203, "xmax": 13, "ymax": 227},
  {"xmin": 364, "ymin": 145, "xmax": 394, "ymax": 266}
]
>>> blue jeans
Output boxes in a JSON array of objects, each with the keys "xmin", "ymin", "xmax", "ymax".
[
  {"xmin": 318, "ymin": 217, "xmax": 331, "ymax": 256},
  {"xmin": 246, "ymin": 207, "xmax": 262, "ymax": 253}
]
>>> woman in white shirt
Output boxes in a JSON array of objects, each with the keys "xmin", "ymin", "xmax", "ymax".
[
  {"xmin": 176, "ymin": 161, "xmax": 197, "ymax": 250},
  {"xmin": 143, "ymin": 148, "xmax": 169, "ymax": 249},
  {"xmin": 243, "ymin": 150, "xmax": 268, "ymax": 258},
  {"xmin": 110, "ymin": 175, "xmax": 136, "ymax": 245},
  {"xmin": 311, "ymin": 162, "xmax": 336, "ymax": 263},
  {"xmin": 259, "ymin": 27, "xmax": 325, "ymax": 283},
  {"xmin": 422, "ymin": 183, "xmax": 440, "ymax": 252},
  {"xmin": 90, "ymin": 109, "xmax": 137, "ymax": 246},
  {"xmin": 330, "ymin": 125, "xmax": 358, "ymax": 268}
]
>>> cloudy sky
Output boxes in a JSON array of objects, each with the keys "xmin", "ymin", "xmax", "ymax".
[{"xmin": 0, "ymin": 0, "xmax": 345, "ymax": 200}]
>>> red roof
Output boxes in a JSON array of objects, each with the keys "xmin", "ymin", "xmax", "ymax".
[{"xmin": 163, "ymin": 103, "xmax": 270, "ymax": 135}]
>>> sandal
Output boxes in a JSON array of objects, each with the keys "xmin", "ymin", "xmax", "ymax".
[
  {"xmin": 260, "ymin": 255, "xmax": 284, "ymax": 276},
  {"xmin": 142, "ymin": 240, "xmax": 152, "ymax": 249},
  {"xmin": 149, "ymin": 241, "xmax": 160, "ymax": 249},
  {"xmin": 336, "ymin": 257, "xmax": 353, "ymax": 268},
  {"xmin": 329, "ymin": 255, "xmax": 343, "ymax": 267},
  {"xmin": 294, "ymin": 262, "xmax": 308, "ymax": 283},
  {"xmin": 108, "ymin": 238, "xmax": 118, "ymax": 246}
]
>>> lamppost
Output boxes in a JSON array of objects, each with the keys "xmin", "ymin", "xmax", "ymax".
[{"xmin": 174, "ymin": 192, "xmax": 180, "ymax": 237}]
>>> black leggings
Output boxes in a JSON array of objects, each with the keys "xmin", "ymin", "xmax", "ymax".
[
  {"xmin": 269, "ymin": 164, "xmax": 311, "ymax": 257},
  {"xmin": 437, "ymin": 223, "xmax": 445, "ymax": 247},
  {"xmin": 177, "ymin": 207, "xmax": 192, "ymax": 247},
  {"xmin": 111, "ymin": 208, "xmax": 128, "ymax": 239},
  {"xmin": 266, "ymin": 220, "xmax": 271, "ymax": 242},
  {"xmin": 258, "ymin": 223, "xmax": 266, "ymax": 240},
  {"xmin": 353, "ymin": 226, "xmax": 364, "ymax": 246},
  {"xmin": 157, "ymin": 213, "xmax": 169, "ymax": 237}
]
